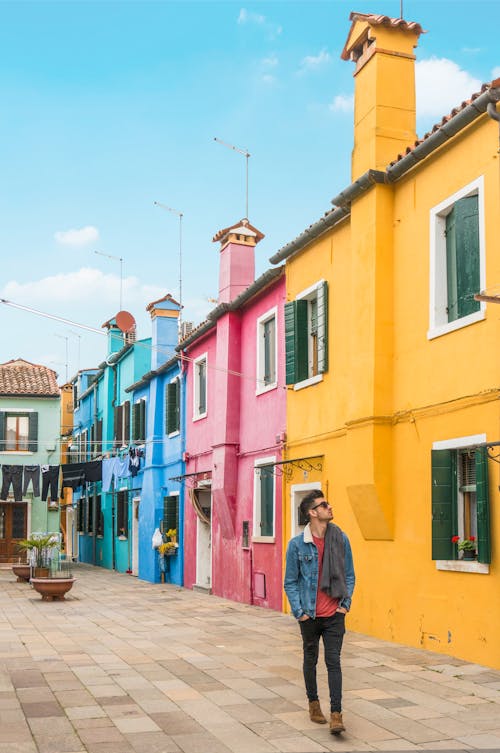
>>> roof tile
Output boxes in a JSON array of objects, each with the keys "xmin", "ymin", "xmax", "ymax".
[{"xmin": 0, "ymin": 359, "xmax": 59, "ymax": 397}]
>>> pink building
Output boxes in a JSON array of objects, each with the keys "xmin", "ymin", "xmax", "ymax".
[{"xmin": 179, "ymin": 219, "xmax": 286, "ymax": 610}]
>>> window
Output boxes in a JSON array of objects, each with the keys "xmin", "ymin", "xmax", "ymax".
[
  {"xmin": 117, "ymin": 490, "xmax": 128, "ymax": 537},
  {"xmin": 80, "ymin": 429, "xmax": 88, "ymax": 462},
  {"xmin": 193, "ymin": 354, "xmax": 207, "ymax": 420},
  {"xmin": 96, "ymin": 495, "xmax": 103, "ymax": 537},
  {"xmin": 114, "ymin": 401, "xmax": 130, "ymax": 447},
  {"xmin": 132, "ymin": 399, "xmax": 146, "ymax": 444},
  {"xmin": 429, "ymin": 178, "xmax": 485, "ymax": 339},
  {"xmin": 253, "ymin": 458, "xmax": 275, "ymax": 540},
  {"xmin": 77, "ymin": 500, "xmax": 85, "ymax": 533},
  {"xmin": 0, "ymin": 411, "xmax": 38, "ymax": 452},
  {"xmin": 165, "ymin": 378, "xmax": 180, "ymax": 435},
  {"xmin": 431, "ymin": 437, "xmax": 490, "ymax": 565},
  {"xmin": 256, "ymin": 308, "xmax": 277, "ymax": 393},
  {"xmin": 85, "ymin": 496, "xmax": 93, "ymax": 534},
  {"xmin": 91, "ymin": 419, "xmax": 103, "ymax": 457},
  {"xmin": 162, "ymin": 494, "xmax": 179, "ymax": 534},
  {"xmin": 285, "ymin": 280, "xmax": 328, "ymax": 387}
]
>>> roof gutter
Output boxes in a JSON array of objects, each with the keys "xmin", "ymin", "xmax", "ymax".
[
  {"xmin": 270, "ymin": 85, "xmax": 500, "ymax": 265},
  {"xmin": 125, "ymin": 354, "xmax": 180, "ymax": 393}
]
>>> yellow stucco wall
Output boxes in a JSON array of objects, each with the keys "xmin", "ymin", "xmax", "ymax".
[{"xmin": 282, "ymin": 111, "xmax": 500, "ymax": 668}]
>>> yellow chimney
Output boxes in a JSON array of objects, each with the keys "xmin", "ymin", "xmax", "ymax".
[{"xmin": 342, "ymin": 12, "xmax": 425, "ymax": 180}]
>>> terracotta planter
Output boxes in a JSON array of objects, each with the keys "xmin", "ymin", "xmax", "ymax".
[
  {"xmin": 12, "ymin": 564, "xmax": 31, "ymax": 583},
  {"xmin": 30, "ymin": 577, "xmax": 75, "ymax": 601},
  {"xmin": 33, "ymin": 567, "xmax": 50, "ymax": 578},
  {"xmin": 461, "ymin": 549, "xmax": 477, "ymax": 560}
]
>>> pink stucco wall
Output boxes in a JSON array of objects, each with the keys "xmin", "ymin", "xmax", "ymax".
[{"xmin": 183, "ymin": 272, "xmax": 286, "ymax": 611}]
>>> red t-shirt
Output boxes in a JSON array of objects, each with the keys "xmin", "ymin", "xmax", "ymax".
[{"xmin": 313, "ymin": 534, "xmax": 340, "ymax": 617}]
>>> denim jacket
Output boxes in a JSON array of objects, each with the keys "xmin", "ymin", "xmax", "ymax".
[{"xmin": 284, "ymin": 523, "xmax": 355, "ymax": 620}]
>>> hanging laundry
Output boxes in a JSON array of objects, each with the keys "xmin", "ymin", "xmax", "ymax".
[
  {"xmin": 1, "ymin": 465, "xmax": 23, "ymax": 501},
  {"xmin": 41, "ymin": 465, "xmax": 60, "ymax": 502},
  {"xmin": 22, "ymin": 465, "xmax": 40, "ymax": 497},
  {"xmin": 61, "ymin": 462, "xmax": 85, "ymax": 491},
  {"xmin": 84, "ymin": 460, "xmax": 102, "ymax": 483}
]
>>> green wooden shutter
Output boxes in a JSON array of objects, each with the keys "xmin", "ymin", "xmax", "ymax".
[
  {"xmin": 475, "ymin": 447, "xmax": 491, "ymax": 564},
  {"xmin": 0, "ymin": 411, "xmax": 5, "ymax": 451},
  {"xmin": 446, "ymin": 207, "xmax": 458, "ymax": 322},
  {"xmin": 431, "ymin": 449, "xmax": 456, "ymax": 560},
  {"xmin": 28, "ymin": 412, "xmax": 38, "ymax": 452},
  {"xmin": 285, "ymin": 302, "xmax": 297, "ymax": 385},
  {"xmin": 455, "ymin": 195, "xmax": 480, "ymax": 319},
  {"xmin": 163, "ymin": 495, "xmax": 179, "ymax": 533},
  {"xmin": 174, "ymin": 380, "xmax": 180, "ymax": 432},
  {"xmin": 317, "ymin": 281, "xmax": 329, "ymax": 374},
  {"xmin": 284, "ymin": 300, "xmax": 308, "ymax": 384},
  {"xmin": 166, "ymin": 382, "xmax": 179, "ymax": 434},
  {"xmin": 260, "ymin": 466, "xmax": 274, "ymax": 537}
]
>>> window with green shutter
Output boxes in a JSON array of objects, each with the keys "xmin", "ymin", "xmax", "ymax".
[
  {"xmin": 133, "ymin": 399, "xmax": 146, "ymax": 443},
  {"xmin": 446, "ymin": 195, "xmax": 480, "ymax": 322},
  {"xmin": 166, "ymin": 379, "xmax": 180, "ymax": 435},
  {"xmin": 254, "ymin": 463, "xmax": 275, "ymax": 538},
  {"xmin": 0, "ymin": 412, "xmax": 37, "ymax": 452},
  {"xmin": 431, "ymin": 444, "xmax": 490, "ymax": 564},
  {"xmin": 285, "ymin": 281, "xmax": 328, "ymax": 385},
  {"xmin": 162, "ymin": 495, "xmax": 179, "ymax": 534}
]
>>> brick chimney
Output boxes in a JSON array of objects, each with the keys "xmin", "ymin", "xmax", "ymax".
[
  {"xmin": 341, "ymin": 12, "xmax": 425, "ymax": 180},
  {"xmin": 212, "ymin": 219, "xmax": 264, "ymax": 304}
]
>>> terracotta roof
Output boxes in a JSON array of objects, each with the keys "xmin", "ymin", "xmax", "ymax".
[
  {"xmin": 389, "ymin": 80, "xmax": 499, "ymax": 166},
  {"xmin": 349, "ymin": 11, "xmax": 424, "ymax": 34},
  {"xmin": 0, "ymin": 359, "xmax": 60, "ymax": 397},
  {"xmin": 212, "ymin": 218, "xmax": 265, "ymax": 244},
  {"xmin": 145, "ymin": 294, "xmax": 181, "ymax": 311}
]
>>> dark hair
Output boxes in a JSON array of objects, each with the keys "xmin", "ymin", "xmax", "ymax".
[{"xmin": 299, "ymin": 489, "xmax": 324, "ymax": 521}]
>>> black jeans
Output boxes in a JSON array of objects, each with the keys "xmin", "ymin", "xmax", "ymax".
[
  {"xmin": 1, "ymin": 465, "xmax": 23, "ymax": 501},
  {"xmin": 41, "ymin": 465, "xmax": 60, "ymax": 502},
  {"xmin": 23, "ymin": 465, "xmax": 40, "ymax": 497},
  {"xmin": 299, "ymin": 612, "xmax": 345, "ymax": 713}
]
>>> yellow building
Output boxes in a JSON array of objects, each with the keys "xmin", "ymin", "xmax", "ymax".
[{"xmin": 272, "ymin": 12, "xmax": 500, "ymax": 668}]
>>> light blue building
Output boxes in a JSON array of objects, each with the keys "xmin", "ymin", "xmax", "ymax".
[{"xmin": 69, "ymin": 296, "xmax": 183, "ymax": 584}]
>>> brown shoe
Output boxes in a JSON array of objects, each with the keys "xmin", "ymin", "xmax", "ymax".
[
  {"xmin": 330, "ymin": 711, "xmax": 345, "ymax": 734},
  {"xmin": 308, "ymin": 700, "xmax": 327, "ymax": 724}
]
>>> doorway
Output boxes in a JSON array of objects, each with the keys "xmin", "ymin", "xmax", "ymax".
[
  {"xmin": 131, "ymin": 498, "xmax": 140, "ymax": 576},
  {"xmin": 195, "ymin": 488, "xmax": 212, "ymax": 592},
  {"xmin": 0, "ymin": 503, "xmax": 28, "ymax": 562}
]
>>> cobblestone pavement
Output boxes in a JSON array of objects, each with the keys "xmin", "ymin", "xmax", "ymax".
[{"xmin": 1, "ymin": 565, "xmax": 500, "ymax": 753}]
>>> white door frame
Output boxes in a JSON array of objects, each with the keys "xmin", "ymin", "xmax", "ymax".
[
  {"xmin": 132, "ymin": 497, "xmax": 140, "ymax": 576},
  {"xmin": 195, "ymin": 488, "xmax": 212, "ymax": 590},
  {"xmin": 290, "ymin": 482, "xmax": 322, "ymax": 539}
]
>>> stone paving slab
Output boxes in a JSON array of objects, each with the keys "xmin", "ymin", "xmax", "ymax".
[{"xmin": 2, "ymin": 564, "xmax": 500, "ymax": 752}]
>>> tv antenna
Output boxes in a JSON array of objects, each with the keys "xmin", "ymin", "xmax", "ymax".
[
  {"xmin": 94, "ymin": 251, "xmax": 124, "ymax": 310},
  {"xmin": 154, "ymin": 201, "xmax": 184, "ymax": 330},
  {"xmin": 214, "ymin": 137, "xmax": 251, "ymax": 219}
]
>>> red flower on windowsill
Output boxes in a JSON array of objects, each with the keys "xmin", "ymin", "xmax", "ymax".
[{"xmin": 451, "ymin": 535, "xmax": 476, "ymax": 552}]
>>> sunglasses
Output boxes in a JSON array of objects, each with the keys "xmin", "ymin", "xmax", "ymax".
[{"xmin": 311, "ymin": 501, "xmax": 330, "ymax": 510}]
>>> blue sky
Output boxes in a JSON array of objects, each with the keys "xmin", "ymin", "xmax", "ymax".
[{"xmin": 1, "ymin": 0, "xmax": 499, "ymax": 380}]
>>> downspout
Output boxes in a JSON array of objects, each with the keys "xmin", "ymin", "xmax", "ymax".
[{"xmin": 110, "ymin": 362, "xmax": 117, "ymax": 571}]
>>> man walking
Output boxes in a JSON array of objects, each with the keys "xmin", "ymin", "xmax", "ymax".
[{"xmin": 284, "ymin": 490, "xmax": 355, "ymax": 734}]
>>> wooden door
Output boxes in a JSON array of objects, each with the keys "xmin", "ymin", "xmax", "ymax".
[{"xmin": 0, "ymin": 503, "xmax": 27, "ymax": 562}]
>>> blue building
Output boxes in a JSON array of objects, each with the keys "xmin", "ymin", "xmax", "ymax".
[
  {"xmin": 69, "ymin": 296, "xmax": 183, "ymax": 584},
  {"xmin": 126, "ymin": 295, "xmax": 184, "ymax": 585}
]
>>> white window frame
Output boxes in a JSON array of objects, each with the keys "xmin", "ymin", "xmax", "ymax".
[
  {"xmin": 432, "ymin": 434, "xmax": 489, "ymax": 574},
  {"xmin": 252, "ymin": 455, "xmax": 276, "ymax": 542},
  {"xmin": 193, "ymin": 353, "xmax": 208, "ymax": 421},
  {"xmin": 294, "ymin": 279, "xmax": 326, "ymax": 391},
  {"xmin": 428, "ymin": 176, "xmax": 486, "ymax": 340},
  {"xmin": 256, "ymin": 306, "xmax": 278, "ymax": 395}
]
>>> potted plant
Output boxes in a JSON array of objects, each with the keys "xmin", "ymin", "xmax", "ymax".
[
  {"xmin": 451, "ymin": 535, "xmax": 477, "ymax": 560},
  {"xmin": 16, "ymin": 534, "xmax": 60, "ymax": 577}
]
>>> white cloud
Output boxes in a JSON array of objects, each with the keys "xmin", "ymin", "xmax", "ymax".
[
  {"xmin": 262, "ymin": 54, "xmax": 278, "ymax": 68},
  {"xmin": 299, "ymin": 49, "xmax": 331, "ymax": 74},
  {"xmin": 416, "ymin": 57, "xmax": 481, "ymax": 119},
  {"xmin": 329, "ymin": 94, "xmax": 354, "ymax": 113},
  {"xmin": 492, "ymin": 66, "xmax": 500, "ymax": 79},
  {"xmin": 1, "ymin": 267, "xmax": 164, "ymax": 311},
  {"xmin": 54, "ymin": 225, "xmax": 99, "ymax": 247},
  {"xmin": 237, "ymin": 8, "xmax": 264, "ymax": 25},
  {"xmin": 261, "ymin": 74, "xmax": 276, "ymax": 85}
]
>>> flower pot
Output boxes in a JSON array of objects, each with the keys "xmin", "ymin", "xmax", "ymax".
[
  {"xmin": 30, "ymin": 577, "xmax": 75, "ymax": 601},
  {"xmin": 461, "ymin": 549, "xmax": 477, "ymax": 560},
  {"xmin": 33, "ymin": 567, "xmax": 50, "ymax": 578},
  {"xmin": 12, "ymin": 564, "xmax": 31, "ymax": 583}
]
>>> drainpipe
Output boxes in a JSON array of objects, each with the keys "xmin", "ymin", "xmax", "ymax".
[
  {"xmin": 92, "ymin": 380, "xmax": 98, "ymax": 567},
  {"xmin": 110, "ymin": 362, "xmax": 117, "ymax": 571}
]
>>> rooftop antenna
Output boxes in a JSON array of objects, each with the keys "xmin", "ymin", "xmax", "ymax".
[
  {"xmin": 94, "ymin": 251, "xmax": 124, "ymax": 310},
  {"xmin": 54, "ymin": 333, "xmax": 69, "ymax": 382},
  {"xmin": 214, "ymin": 137, "xmax": 251, "ymax": 219},
  {"xmin": 154, "ymin": 202, "xmax": 183, "ymax": 332},
  {"xmin": 400, "ymin": 0, "xmax": 404, "ymax": 18}
]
